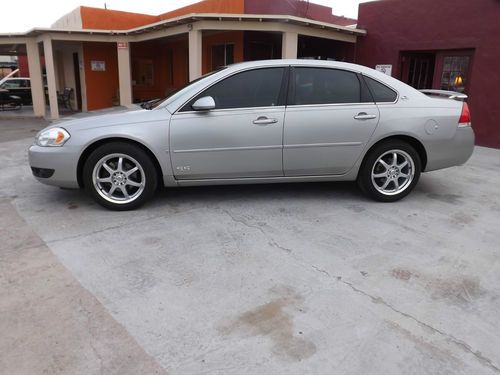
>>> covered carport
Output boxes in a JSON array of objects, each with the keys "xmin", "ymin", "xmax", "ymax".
[{"xmin": 0, "ymin": 14, "xmax": 365, "ymax": 120}]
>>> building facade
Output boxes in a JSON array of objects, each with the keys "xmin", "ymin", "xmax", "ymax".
[
  {"xmin": 356, "ymin": 0, "xmax": 500, "ymax": 148},
  {"xmin": 0, "ymin": 0, "xmax": 361, "ymax": 120}
]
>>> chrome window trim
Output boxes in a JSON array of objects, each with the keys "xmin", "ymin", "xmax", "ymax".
[
  {"xmin": 174, "ymin": 105, "xmax": 287, "ymax": 115},
  {"xmin": 286, "ymin": 102, "xmax": 378, "ymax": 109}
]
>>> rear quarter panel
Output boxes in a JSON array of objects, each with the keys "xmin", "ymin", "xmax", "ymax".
[{"xmin": 367, "ymin": 98, "xmax": 473, "ymax": 172}]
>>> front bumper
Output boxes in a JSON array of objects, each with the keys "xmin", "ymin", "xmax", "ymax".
[{"xmin": 28, "ymin": 145, "xmax": 80, "ymax": 188}]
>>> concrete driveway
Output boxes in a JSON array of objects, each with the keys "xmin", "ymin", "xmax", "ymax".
[{"xmin": 1, "ymin": 118, "xmax": 499, "ymax": 374}]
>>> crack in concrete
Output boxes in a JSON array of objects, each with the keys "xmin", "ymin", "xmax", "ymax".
[
  {"xmin": 268, "ymin": 240, "xmax": 293, "ymax": 254},
  {"xmin": 221, "ymin": 209, "xmax": 266, "ymax": 235},
  {"xmin": 311, "ymin": 265, "xmax": 500, "ymax": 373}
]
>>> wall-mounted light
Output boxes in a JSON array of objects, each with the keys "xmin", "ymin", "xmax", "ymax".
[{"xmin": 454, "ymin": 74, "xmax": 464, "ymax": 87}]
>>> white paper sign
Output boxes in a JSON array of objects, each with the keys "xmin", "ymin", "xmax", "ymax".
[
  {"xmin": 91, "ymin": 61, "xmax": 106, "ymax": 72},
  {"xmin": 376, "ymin": 64, "xmax": 392, "ymax": 76}
]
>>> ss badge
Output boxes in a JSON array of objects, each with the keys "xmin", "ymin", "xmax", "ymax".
[{"xmin": 176, "ymin": 166, "xmax": 191, "ymax": 172}]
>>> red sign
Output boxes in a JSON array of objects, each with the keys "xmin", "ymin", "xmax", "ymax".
[{"xmin": 117, "ymin": 42, "xmax": 128, "ymax": 49}]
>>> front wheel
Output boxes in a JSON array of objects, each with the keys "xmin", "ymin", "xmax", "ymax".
[
  {"xmin": 83, "ymin": 142, "xmax": 158, "ymax": 210},
  {"xmin": 358, "ymin": 140, "xmax": 421, "ymax": 202}
]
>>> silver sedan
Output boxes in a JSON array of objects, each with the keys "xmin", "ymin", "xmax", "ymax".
[{"xmin": 29, "ymin": 60, "xmax": 474, "ymax": 210}]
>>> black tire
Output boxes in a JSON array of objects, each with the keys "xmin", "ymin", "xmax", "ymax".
[
  {"xmin": 83, "ymin": 142, "xmax": 158, "ymax": 211},
  {"xmin": 357, "ymin": 140, "xmax": 421, "ymax": 202}
]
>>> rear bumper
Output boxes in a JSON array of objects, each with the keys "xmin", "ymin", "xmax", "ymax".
[
  {"xmin": 425, "ymin": 127, "xmax": 475, "ymax": 172},
  {"xmin": 28, "ymin": 145, "xmax": 80, "ymax": 188}
]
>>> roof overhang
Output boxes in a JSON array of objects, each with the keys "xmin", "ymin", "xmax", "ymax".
[{"xmin": 0, "ymin": 13, "xmax": 366, "ymax": 40}]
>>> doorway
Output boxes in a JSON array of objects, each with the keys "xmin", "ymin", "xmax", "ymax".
[
  {"xmin": 72, "ymin": 52, "xmax": 82, "ymax": 110},
  {"xmin": 401, "ymin": 52, "xmax": 435, "ymax": 90}
]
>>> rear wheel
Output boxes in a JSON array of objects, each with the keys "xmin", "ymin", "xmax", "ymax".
[
  {"xmin": 358, "ymin": 140, "xmax": 421, "ymax": 202},
  {"xmin": 83, "ymin": 142, "xmax": 157, "ymax": 210}
]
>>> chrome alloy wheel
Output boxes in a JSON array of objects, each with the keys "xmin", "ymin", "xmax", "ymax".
[
  {"xmin": 371, "ymin": 149, "xmax": 415, "ymax": 196},
  {"xmin": 92, "ymin": 153, "xmax": 146, "ymax": 204}
]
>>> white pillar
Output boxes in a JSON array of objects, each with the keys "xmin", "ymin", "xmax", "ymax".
[
  {"xmin": 188, "ymin": 29, "xmax": 202, "ymax": 81},
  {"xmin": 117, "ymin": 42, "xmax": 133, "ymax": 107},
  {"xmin": 26, "ymin": 39, "xmax": 45, "ymax": 117},
  {"xmin": 43, "ymin": 37, "xmax": 59, "ymax": 120},
  {"xmin": 282, "ymin": 31, "xmax": 298, "ymax": 59}
]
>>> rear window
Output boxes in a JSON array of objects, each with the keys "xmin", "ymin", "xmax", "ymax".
[{"xmin": 363, "ymin": 76, "xmax": 398, "ymax": 103}]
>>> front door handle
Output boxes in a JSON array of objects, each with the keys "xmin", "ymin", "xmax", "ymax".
[
  {"xmin": 354, "ymin": 112, "xmax": 377, "ymax": 120},
  {"xmin": 253, "ymin": 116, "xmax": 278, "ymax": 125}
]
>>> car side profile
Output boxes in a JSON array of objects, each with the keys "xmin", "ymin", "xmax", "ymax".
[{"xmin": 29, "ymin": 60, "xmax": 474, "ymax": 210}]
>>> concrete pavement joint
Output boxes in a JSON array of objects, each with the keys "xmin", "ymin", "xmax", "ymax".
[{"xmin": 311, "ymin": 265, "xmax": 500, "ymax": 373}]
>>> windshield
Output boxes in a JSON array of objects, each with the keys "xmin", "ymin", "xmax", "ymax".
[{"xmin": 142, "ymin": 67, "xmax": 227, "ymax": 110}]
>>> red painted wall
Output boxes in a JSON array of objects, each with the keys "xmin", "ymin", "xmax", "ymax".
[
  {"xmin": 244, "ymin": 0, "xmax": 356, "ymax": 26},
  {"xmin": 17, "ymin": 55, "xmax": 45, "ymax": 77},
  {"xmin": 356, "ymin": 0, "xmax": 500, "ymax": 148}
]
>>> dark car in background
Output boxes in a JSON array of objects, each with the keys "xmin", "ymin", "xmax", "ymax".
[{"xmin": 0, "ymin": 77, "xmax": 32, "ymax": 104}]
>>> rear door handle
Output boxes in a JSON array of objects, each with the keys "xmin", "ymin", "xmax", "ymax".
[
  {"xmin": 253, "ymin": 116, "xmax": 278, "ymax": 125},
  {"xmin": 354, "ymin": 112, "xmax": 377, "ymax": 120}
]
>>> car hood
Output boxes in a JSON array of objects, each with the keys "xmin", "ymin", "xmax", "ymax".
[{"xmin": 45, "ymin": 108, "xmax": 169, "ymax": 132}]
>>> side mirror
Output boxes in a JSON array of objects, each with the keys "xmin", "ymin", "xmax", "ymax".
[{"xmin": 192, "ymin": 96, "xmax": 216, "ymax": 111}]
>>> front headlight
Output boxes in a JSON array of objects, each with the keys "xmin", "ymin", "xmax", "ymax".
[{"xmin": 36, "ymin": 127, "xmax": 71, "ymax": 147}]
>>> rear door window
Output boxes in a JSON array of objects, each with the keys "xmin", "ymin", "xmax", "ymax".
[{"xmin": 292, "ymin": 68, "xmax": 371, "ymax": 105}]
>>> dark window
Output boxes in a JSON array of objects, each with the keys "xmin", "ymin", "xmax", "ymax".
[
  {"xmin": 211, "ymin": 44, "xmax": 234, "ymax": 70},
  {"xmin": 363, "ymin": 76, "xmax": 398, "ymax": 102},
  {"xmin": 440, "ymin": 56, "xmax": 470, "ymax": 93},
  {"xmin": 132, "ymin": 59, "xmax": 154, "ymax": 86},
  {"xmin": 293, "ymin": 68, "xmax": 366, "ymax": 105},
  {"xmin": 2, "ymin": 79, "xmax": 22, "ymax": 89},
  {"xmin": 184, "ymin": 68, "xmax": 285, "ymax": 111}
]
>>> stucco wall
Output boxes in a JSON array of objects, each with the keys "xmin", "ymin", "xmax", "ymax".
[{"xmin": 356, "ymin": 0, "xmax": 500, "ymax": 148}]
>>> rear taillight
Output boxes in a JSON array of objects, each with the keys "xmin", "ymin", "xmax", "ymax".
[{"xmin": 458, "ymin": 102, "xmax": 471, "ymax": 127}]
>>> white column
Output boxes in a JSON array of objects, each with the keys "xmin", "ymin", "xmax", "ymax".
[
  {"xmin": 43, "ymin": 37, "xmax": 59, "ymax": 120},
  {"xmin": 117, "ymin": 42, "xmax": 133, "ymax": 107},
  {"xmin": 26, "ymin": 39, "xmax": 45, "ymax": 117},
  {"xmin": 188, "ymin": 29, "xmax": 203, "ymax": 81},
  {"xmin": 282, "ymin": 31, "xmax": 298, "ymax": 59}
]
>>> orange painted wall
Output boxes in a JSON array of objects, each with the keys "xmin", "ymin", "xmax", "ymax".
[
  {"xmin": 80, "ymin": 0, "xmax": 245, "ymax": 31},
  {"xmin": 80, "ymin": 6, "xmax": 158, "ymax": 30},
  {"xmin": 202, "ymin": 31, "xmax": 245, "ymax": 74},
  {"xmin": 83, "ymin": 42, "xmax": 119, "ymax": 110},
  {"xmin": 157, "ymin": 0, "xmax": 244, "ymax": 21},
  {"xmin": 131, "ymin": 39, "xmax": 189, "ymax": 102}
]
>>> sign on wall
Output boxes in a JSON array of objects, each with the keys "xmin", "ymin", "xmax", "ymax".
[
  {"xmin": 375, "ymin": 64, "xmax": 393, "ymax": 76},
  {"xmin": 117, "ymin": 42, "xmax": 128, "ymax": 50},
  {"xmin": 91, "ymin": 60, "xmax": 106, "ymax": 71}
]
